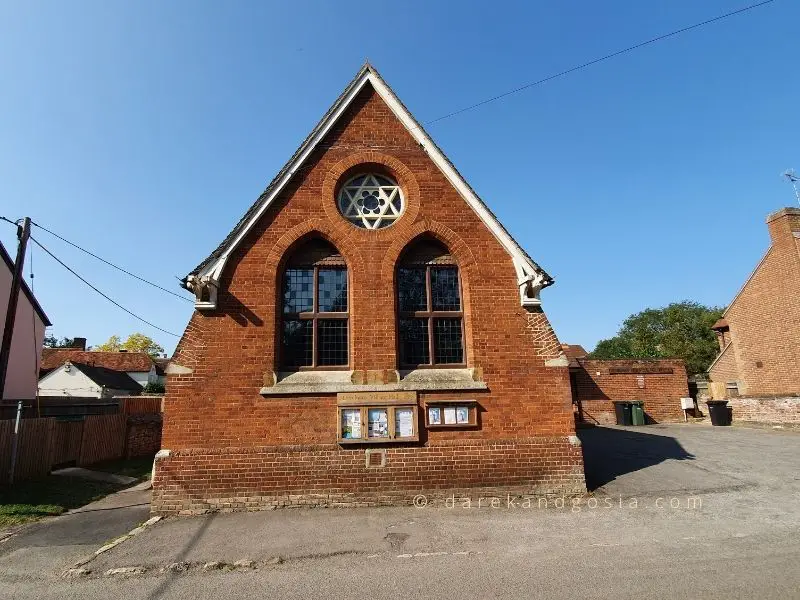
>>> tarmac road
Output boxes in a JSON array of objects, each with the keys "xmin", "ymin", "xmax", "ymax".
[{"xmin": 1, "ymin": 424, "xmax": 799, "ymax": 599}]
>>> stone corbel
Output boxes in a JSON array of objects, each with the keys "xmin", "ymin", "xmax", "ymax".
[
  {"xmin": 186, "ymin": 274, "xmax": 219, "ymax": 310},
  {"xmin": 514, "ymin": 259, "xmax": 543, "ymax": 307}
]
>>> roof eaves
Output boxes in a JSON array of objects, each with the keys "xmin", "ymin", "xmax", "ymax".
[
  {"xmin": 186, "ymin": 63, "xmax": 552, "ymax": 292},
  {"xmin": 186, "ymin": 64, "xmax": 372, "ymax": 282}
]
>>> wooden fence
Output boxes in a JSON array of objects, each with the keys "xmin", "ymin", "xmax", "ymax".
[
  {"xmin": 0, "ymin": 413, "xmax": 132, "ymax": 484},
  {"xmin": 119, "ymin": 396, "xmax": 164, "ymax": 415}
]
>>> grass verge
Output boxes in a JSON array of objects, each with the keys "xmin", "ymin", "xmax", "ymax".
[{"xmin": 0, "ymin": 455, "xmax": 154, "ymax": 528}]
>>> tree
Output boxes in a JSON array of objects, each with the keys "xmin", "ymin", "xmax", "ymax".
[
  {"xmin": 591, "ymin": 301, "xmax": 724, "ymax": 376},
  {"xmin": 43, "ymin": 335, "xmax": 77, "ymax": 348},
  {"xmin": 94, "ymin": 335, "xmax": 122, "ymax": 352},
  {"xmin": 94, "ymin": 333, "xmax": 165, "ymax": 358}
]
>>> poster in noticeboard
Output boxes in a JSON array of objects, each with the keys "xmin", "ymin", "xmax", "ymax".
[
  {"xmin": 341, "ymin": 408, "xmax": 361, "ymax": 439},
  {"xmin": 428, "ymin": 406, "xmax": 441, "ymax": 425},
  {"xmin": 395, "ymin": 408, "xmax": 414, "ymax": 438}
]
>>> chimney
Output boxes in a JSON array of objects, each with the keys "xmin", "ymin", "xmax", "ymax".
[
  {"xmin": 72, "ymin": 337, "xmax": 87, "ymax": 351},
  {"xmin": 766, "ymin": 207, "xmax": 800, "ymax": 246}
]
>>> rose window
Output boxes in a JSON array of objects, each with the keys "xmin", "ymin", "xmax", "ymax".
[{"xmin": 337, "ymin": 173, "xmax": 404, "ymax": 229}]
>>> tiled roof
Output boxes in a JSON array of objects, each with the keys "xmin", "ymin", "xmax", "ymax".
[
  {"xmin": 70, "ymin": 362, "xmax": 142, "ymax": 392},
  {"xmin": 41, "ymin": 349, "xmax": 154, "ymax": 372},
  {"xmin": 710, "ymin": 318, "xmax": 729, "ymax": 330},
  {"xmin": 561, "ymin": 344, "xmax": 589, "ymax": 359}
]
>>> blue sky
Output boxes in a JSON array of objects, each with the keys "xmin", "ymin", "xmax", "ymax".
[{"xmin": 1, "ymin": 0, "xmax": 797, "ymax": 355}]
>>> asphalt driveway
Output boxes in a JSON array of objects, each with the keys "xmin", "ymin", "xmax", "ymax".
[{"xmin": 2, "ymin": 424, "xmax": 799, "ymax": 599}]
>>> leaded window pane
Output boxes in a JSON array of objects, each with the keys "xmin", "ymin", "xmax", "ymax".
[
  {"xmin": 282, "ymin": 320, "xmax": 312, "ymax": 367},
  {"xmin": 283, "ymin": 268, "xmax": 313, "ymax": 313},
  {"xmin": 318, "ymin": 269, "xmax": 347, "ymax": 313},
  {"xmin": 433, "ymin": 318, "xmax": 463, "ymax": 364},
  {"xmin": 431, "ymin": 267, "xmax": 460, "ymax": 311},
  {"xmin": 398, "ymin": 268, "xmax": 427, "ymax": 312},
  {"xmin": 399, "ymin": 318, "xmax": 429, "ymax": 366},
  {"xmin": 317, "ymin": 319, "xmax": 348, "ymax": 366}
]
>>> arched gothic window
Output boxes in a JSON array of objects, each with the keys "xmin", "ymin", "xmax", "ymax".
[
  {"xmin": 397, "ymin": 239, "xmax": 464, "ymax": 367},
  {"xmin": 281, "ymin": 239, "xmax": 348, "ymax": 368}
]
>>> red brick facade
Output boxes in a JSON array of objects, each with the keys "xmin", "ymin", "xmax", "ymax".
[
  {"xmin": 572, "ymin": 359, "xmax": 689, "ymax": 424},
  {"xmin": 708, "ymin": 208, "xmax": 800, "ymax": 395},
  {"xmin": 152, "ymin": 69, "xmax": 585, "ymax": 515}
]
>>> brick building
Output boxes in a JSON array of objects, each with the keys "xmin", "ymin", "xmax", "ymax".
[
  {"xmin": 570, "ymin": 358, "xmax": 689, "ymax": 424},
  {"xmin": 152, "ymin": 65, "xmax": 585, "ymax": 514},
  {"xmin": 707, "ymin": 208, "xmax": 800, "ymax": 396}
]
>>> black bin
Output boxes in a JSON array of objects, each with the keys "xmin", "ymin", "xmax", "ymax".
[
  {"xmin": 707, "ymin": 400, "xmax": 732, "ymax": 426},
  {"xmin": 613, "ymin": 401, "xmax": 633, "ymax": 426}
]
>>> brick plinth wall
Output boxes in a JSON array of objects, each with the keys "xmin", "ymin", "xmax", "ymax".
[
  {"xmin": 151, "ymin": 437, "xmax": 585, "ymax": 515},
  {"xmin": 125, "ymin": 414, "xmax": 163, "ymax": 458},
  {"xmin": 572, "ymin": 359, "xmax": 689, "ymax": 424},
  {"xmin": 700, "ymin": 396, "xmax": 800, "ymax": 426}
]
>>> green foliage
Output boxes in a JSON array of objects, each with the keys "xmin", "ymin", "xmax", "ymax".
[
  {"xmin": 591, "ymin": 301, "xmax": 724, "ymax": 376},
  {"xmin": 142, "ymin": 381, "xmax": 165, "ymax": 394},
  {"xmin": 42, "ymin": 335, "xmax": 77, "ymax": 348},
  {"xmin": 94, "ymin": 333, "xmax": 165, "ymax": 358}
]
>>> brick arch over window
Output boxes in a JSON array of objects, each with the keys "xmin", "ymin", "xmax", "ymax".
[
  {"xmin": 383, "ymin": 222, "xmax": 477, "ymax": 368},
  {"xmin": 321, "ymin": 151, "xmax": 421, "ymax": 239},
  {"xmin": 266, "ymin": 221, "xmax": 365, "ymax": 371}
]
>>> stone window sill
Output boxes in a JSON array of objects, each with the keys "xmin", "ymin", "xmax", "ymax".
[{"xmin": 260, "ymin": 368, "xmax": 487, "ymax": 396}]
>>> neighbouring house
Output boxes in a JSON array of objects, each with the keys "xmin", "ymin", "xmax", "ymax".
[
  {"xmin": 708, "ymin": 208, "xmax": 800, "ymax": 396},
  {"xmin": 40, "ymin": 342, "xmax": 160, "ymax": 389},
  {"xmin": 1, "ymin": 240, "xmax": 51, "ymax": 400},
  {"xmin": 153, "ymin": 64, "xmax": 586, "ymax": 515},
  {"xmin": 153, "ymin": 357, "xmax": 170, "ymax": 386},
  {"xmin": 37, "ymin": 360, "xmax": 142, "ymax": 398}
]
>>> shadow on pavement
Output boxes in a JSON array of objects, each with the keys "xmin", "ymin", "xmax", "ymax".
[{"xmin": 578, "ymin": 426, "xmax": 695, "ymax": 491}]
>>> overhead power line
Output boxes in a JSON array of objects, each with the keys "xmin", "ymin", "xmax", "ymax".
[
  {"xmin": 423, "ymin": 0, "xmax": 778, "ymax": 126},
  {"xmin": 31, "ymin": 236, "xmax": 180, "ymax": 337},
  {"xmin": 30, "ymin": 220, "xmax": 193, "ymax": 303}
]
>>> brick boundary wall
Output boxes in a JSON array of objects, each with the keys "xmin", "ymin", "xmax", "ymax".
[
  {"xmin": 125, "ymin": 413, "xmax": 163, "ymax": 459},
  {"xmin": 572, "ymin": 359, "xmax": 689, "ymax": 424},
  {"xmin": 151, "ymin": 436, "xmax": 586, "ymax": 515},
  {"xmin": 700, "ymin": 396, "xmax": 800, "ymax": 426}
]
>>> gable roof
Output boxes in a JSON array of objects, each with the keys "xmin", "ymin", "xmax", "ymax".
[
  {"xmin": 0, "ymin": 240, "xmax": 51, "ymax": 326},
  {"xmin": 561, "ymin": 343, "xmax": 589, "ymax": 360},
  {"xmin": 69, "ymin": 362, "xmax": 142, "ymax": 392},
  {"xmin": 41, "ymin": 349, "xmax": 155, "ymax": 373},
  {"xmin": 185, "ymin": 63, "xmax": 552, "ymax": 303}
]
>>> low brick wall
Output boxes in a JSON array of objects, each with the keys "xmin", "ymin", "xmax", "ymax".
[
  {"xmin": 151, "ymin": 436, "xmax": 586, "ymax": 515},
  {"xmin": 125, "ymin": 413, "xmax": 163, "ymax": 458},
  {"xmin": 701, "ymin": 396, "xmax": 800, "ymax": 426},
  {"xmin": 572, "ymin": 359, "xmax": 689, "ymax": 424}
]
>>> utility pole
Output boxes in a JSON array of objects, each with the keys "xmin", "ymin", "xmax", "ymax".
[{"xmin": 0, "ymin": 217, "xmax": 31, "ymax": 399}]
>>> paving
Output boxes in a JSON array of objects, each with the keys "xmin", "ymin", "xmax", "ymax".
[
  {"xmin": 0, "ymin": 482, "xmax": 151, "ymax": 581},
  {"xmin": 1, "ymin": 424, "xmax": 799, "ymax": 599}
]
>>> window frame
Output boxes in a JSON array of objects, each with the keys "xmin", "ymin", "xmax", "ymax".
[
  {"xmin": 397, "ymin": 264, "xmax": 466, "ymax": 369},
  {"xmin": 337, "ymin": 402, "xmax": 419, "ymax": 444},
  {"xmin": 280, "ymin": 264, "xmax": 349, "ymax": 371}
]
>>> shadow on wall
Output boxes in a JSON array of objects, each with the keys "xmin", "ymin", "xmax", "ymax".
[{"xmin": 577, "ymin": 426, "xmax": 695, "ymax": 491}]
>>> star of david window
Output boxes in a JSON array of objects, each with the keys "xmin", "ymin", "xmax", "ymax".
[{"xmin": 337, "ymin": 173, "xmax": 405, "ymax": 229}]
